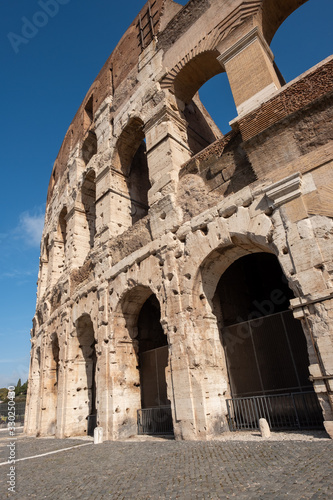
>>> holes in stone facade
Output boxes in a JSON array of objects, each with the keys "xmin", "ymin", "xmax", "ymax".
[
  {"xmin": 55, "ymin": 207, "xmax": 68, "ymax": 276},
  {"xmin": 74, "ymin": 314, "xmax": 97, "ymax": 436}
]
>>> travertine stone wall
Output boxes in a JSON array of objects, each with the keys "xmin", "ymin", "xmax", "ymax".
[{"xmin": 25, "ymin": 0, "xmax": 333, "ymax": 440}]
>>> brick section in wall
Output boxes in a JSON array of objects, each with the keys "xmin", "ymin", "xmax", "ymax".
[{"xmin": 238, "ymin": 58, "xmax": 333, "ymax": 142}]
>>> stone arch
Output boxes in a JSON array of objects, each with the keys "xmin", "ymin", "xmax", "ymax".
[
  {"xmin": 192, "ymin": 235, "xmax": 322, "ymax": 429},
  {"xmin": 269, "ymin": 0, "xmax": 332, "ymax": 84},
  {"xmin": 82, "ymin": 130, "xmax": 97, "ymax": 166},
  {"xmin": 39, "ymin": 235, "xmax": 49, "ymax": 298},
  {"xmin": 196, "ymin": 245, "xmax": 271, "ymax": 310},
  {"xmin": 57, "ymin": 207, "xmax": 67, "ymax": 248},
  {"xmin": 115, "ymin": 285, "xmax": 154, "ymax": 341},
  {"xmin": 81, "ymin": 169, "xmax": 96, "ymax": 251},
  {"xmin": 51, "ymin": 207, "xmax": 68, "ymax": 282},
  {"xmin": 112, "ymin": 117, "xmax": 151, "ymax": 227},
  {"xmin": 164, "ymin": 50, "xmax": 223, "ymax": 105},
  {"xmin": 82, "ymin": 80, "xmax": 101, "ymax": 121},
  {"xmin": 188, "ymin": 239, "xmax": 271, "ymax": 402},
  {"xmin": 112, "ymin": 285, "xmax": 172, "ymax": 436},
  {"xmin": 162, "ymin": 50, "xmax": 224, "ymax": 154},
  {"xmin": 259, "ymin": 0, "xmax": 308, "ymax": 45}
]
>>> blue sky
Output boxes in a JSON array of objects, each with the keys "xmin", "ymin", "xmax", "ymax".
[{"xmin": 0, "ymin": 0, "xmax": 332, "ymax": 389}]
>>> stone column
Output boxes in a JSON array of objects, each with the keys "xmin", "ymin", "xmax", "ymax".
[
  {"xmin": 66, "ymin": 204, "xmax": 91, "ymax": 267},
  {"xmin": 95, "ymin": 165, "xmax": 133, "ymax": 242},
  {"xmin": 95, "ymin": 286, "xmax": 110, "ymax": 439},
  {"xmin": 38, "ymin": 335, "xmax": 58, "ymax": 436},
  {"xmin": 108, "ymin": 331, "xmax": 141, "ymax": 440},
  {"xmin": 144, "ymin": 105, "xmax": 191, "ymax": 206},
  {"xmin": 55, "ymin": 316, "xmax": 70, "ymax": 439},
  {"xmin": 162, "ymin": 248, "xmax": 229, "ymax": 440},
  {"xmin": 217, "ymin": 27, "xmax": 282, "ymax": 117},
  {"xmin": 37, "ymin": 257, "xmax": 48, "ymax": 301},
  {"xmin": 144, "ymin": 106, "xmax": 190, "ymax": 238},
  {"xmin": 170, "ymin": 307, "xmax": 230, "ymax": 440},
  {"xmin": 24, "ymin": 339, "xmax": 41, "ymax": 436},
  {"xmin": 291, "ymin": 293, "xmax": 333, "ymax": 438},
  {"xmin": 265, "ymin": 173, "xmax": 333, "ymax": 437},
  {"xmin": 48, "ymin": 234, "xmax": 65, "ymax": 286}
]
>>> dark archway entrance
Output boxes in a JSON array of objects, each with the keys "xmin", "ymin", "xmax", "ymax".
[
  {"xmin": 136, "ymin": 295, "xmax": 173, "ymax": 435},
  {"xmin": 214, "ymin": 253, "xmax": 323, "ymax": 430},
  {"xmin": 75, "ymin": 314, "xmax": 97, "ymax": 436}
]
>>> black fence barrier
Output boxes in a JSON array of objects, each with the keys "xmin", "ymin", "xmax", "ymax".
[
  {"xmin": 226, "ymin": 391, "xmax": 324, "ymax": 431},
  {"xmin": 0, "ymin": 402, "xmax": 26, "ymax": 428},
  {"xmin": 87, "ymin": 414, "xmax": 97, "ymax": 436},
  {"xmin": 137, "ymin": 406, "xmax": 174, "ymax": 435}
]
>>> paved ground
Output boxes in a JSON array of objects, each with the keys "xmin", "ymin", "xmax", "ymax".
[{"xmin": 0, "ymin": 432, "xmax": 332, "ymax": 499}]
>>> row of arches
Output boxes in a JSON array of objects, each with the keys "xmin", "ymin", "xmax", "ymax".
[
  {"xmin": 47, "ymin": 0, "xmax": 330, "ymax": 212},
  {"xmin": 42, "ymin": 0, "xmax": 330, "ymax": 288},
  {"xmin": 35, "ymin": 250, "xmax": 321, "ymax": 438}
]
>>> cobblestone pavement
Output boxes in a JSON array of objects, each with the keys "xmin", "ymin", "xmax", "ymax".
[{"xmin": 0, "ymin": 433, "xmax": 332, "ymax": 499}]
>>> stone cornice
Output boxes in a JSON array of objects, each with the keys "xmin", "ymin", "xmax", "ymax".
[{"xmin": 265, "ymin": 173, "xmax": 302, "ymax": 208}]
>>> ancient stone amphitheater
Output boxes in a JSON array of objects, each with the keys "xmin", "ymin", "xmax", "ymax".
[{"xmin": 25, "ymin": 0, "xmax": 333, "ymax": 441}]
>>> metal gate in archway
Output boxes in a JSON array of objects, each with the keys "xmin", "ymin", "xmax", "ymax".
[
  {"xmin": 137, "ymin": 345, "xmax": 173, "ymax": 435},
  {"xmin": 223, "ymin": 310, "xmax": 324, "ymax": 431},
  {"xmin": 226, "ymin": 391, "xmax": 323, "ymax": 431}
]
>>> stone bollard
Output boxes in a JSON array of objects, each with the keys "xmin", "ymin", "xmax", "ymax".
[
  {"xmin": 259, "ymin": 418, "xmax": 271, "ymax": 438},
  {"xmin": 94, "ymin": 426, "xmax": 103, "ymax": 444}
]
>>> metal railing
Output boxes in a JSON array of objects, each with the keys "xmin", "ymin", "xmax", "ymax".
[
  {"xmin": 137, "ymin": 406, "xmax": 174, "ymax": 435},
  {"xmin": 226, "ymin": 392, "xmax": 323, "ymax": 431},
  {"xmin": 87, "ymin": 414, "xmax": 97, "ymax": 437},
  {"xmin": 0, "ymin": 402, "xmax": 26, "ymax": 428}
]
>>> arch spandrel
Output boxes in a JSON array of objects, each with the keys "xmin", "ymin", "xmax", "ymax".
[{"xmin": 259, "ymin": 0, "xmax": 309, "ymax": 44}]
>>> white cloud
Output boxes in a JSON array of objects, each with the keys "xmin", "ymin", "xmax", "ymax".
[{"xmin": 17, "ymin": 209, "xmax": 45, "ymax": 247}]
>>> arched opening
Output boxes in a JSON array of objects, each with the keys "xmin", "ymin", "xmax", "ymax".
[
  {"xmin": 82, "ymin": 130, "xmax": 97, "ymax": 166},
  {"xmin": 81, "ymin": 170, "xmax": 96, "ymax": 250},
  {"xmin": 137, "ymin": 295, "xmax": 169, "ymax": 409},
  {"xmin": 213, "ymin": 252, "xmax": 323, "ymax": 430},
  {"xmin": 171, "ymin": 51, "xmax": 225, "ymax": 154},
  {"xmin": 117, "ymin": 287, "xmax": 173, "ymax": 436},
  {"xmin": 197, "ymin": 72, "xmax": 237, "ymax": 135},
  {"xmin": 269, "ymin": 0, "xmax": 332, "ymax": 83},
  {"xmin": 39, "ymin": 235, "xmax": 49, "ymax": 297},
  {"xmin": 54, "ymin": 207, "xmax": 67, "ymax": 280},
  {"xmin": 72, "ymin": 314, "xmax": 97, "ymax": 436},
  {"xmin": 113, "ymin": 118, "xmax": 151, "ymax": 229},
  {"xmin": 136, "ymin": 294, "xmax": 173, "ymax": 435},
  {"xmin": 58, "ymin": 207, "xmax": 67, "ymax": 249}
]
